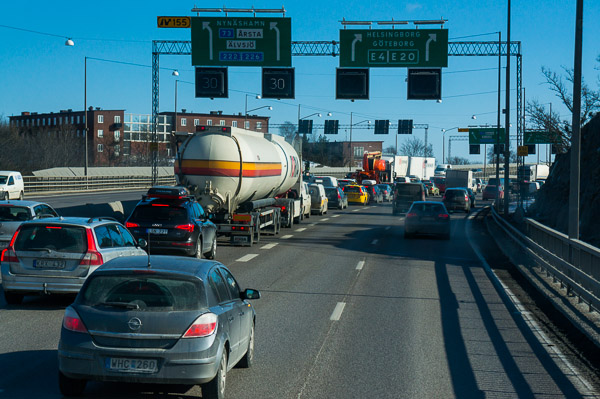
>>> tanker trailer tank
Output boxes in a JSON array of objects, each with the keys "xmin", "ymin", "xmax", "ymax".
[{"xmin": 174, "ymin": 126, "xmax": 301, "ymax": 246}]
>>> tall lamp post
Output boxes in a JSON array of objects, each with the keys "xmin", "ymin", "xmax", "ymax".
[
  {"xmin": 348, "ymin": 111, "xmax": 371, "ymax": 171},
  {"xmin": 246, "ymin": 105, "xmax": 273, "ymax": 131},
  {"xmin": 84, "ymin": 56, "xmax": 88, "ymax": 179},
  {"xmin": 441, "ymin": 127, "xmax": 458, "ymax": 164}
]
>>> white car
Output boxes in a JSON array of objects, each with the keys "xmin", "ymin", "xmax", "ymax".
[
  {"xmin": 308, "ymin": 183, "xmax": 328, "ymax": 215},
  {"xmin": 0, "ymin": 171, "xmax": 24, "ymax": 200}
]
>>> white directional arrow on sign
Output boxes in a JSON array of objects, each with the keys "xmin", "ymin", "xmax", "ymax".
[
  {"xmin": 270, "ymin": 22, "xmax": 281, "ymax": 61},
  {"xmin": 425, "ymin": 33, "xmax": 437, "ymax": 62},
  {"xmin": 351, "ymin": 34, "xmax": 362, "ymax": 62},
  {"xmin": 203, "ymin": 22, "xmax": 213, "ymax": 60}
]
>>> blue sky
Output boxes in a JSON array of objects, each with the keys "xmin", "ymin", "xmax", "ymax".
[{"xmin": 1, "ymin": 0, "xmax": 599, "ymax": 164}]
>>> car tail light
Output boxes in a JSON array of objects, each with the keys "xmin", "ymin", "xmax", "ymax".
[
  {"xmin": 465, "ymin": 195, "xmax": 469, "ymax": 201},
  {"xmin": 183, "ymin": 313, "xmax": 218, "ymax": 338},
  {"xmin": 63, "ymin": 306, "xmax": 88, "ymax": 333},
  {"xmin": 338, "ymin": 193, "xmax": 341, "ymax": 200},
  {"xmin": 406, "ymin": 212, "xmax": 418, "ymax": 218},
  {"xmin": 80, "ymin": 229, "xmax": 104, "ymax": 267},
  {"xmin": 1, "ymin": 229, "xmax": 21, "ymax": 263},
  {"xmin": 281, "ymin": 206, "xmax": 286, "ymax": 213},
  {"xmin": 125, "ymin": 222, "xmax": 139, "ymax": 228},
  {"xmin": 438, "ymin": 213, "xmax": 449, "ymax": 219},
  {"xmin": 151, "ymin": 204, "xmax": 169, "ymax": 207},
  {"xmin": 175, "ymin": 223, "xmax": 194, "ymax": 232}
]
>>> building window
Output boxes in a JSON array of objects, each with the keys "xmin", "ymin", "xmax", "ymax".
[
  {"xmin": 115, "ymin": 144, "xmax": 120, "ymax": 155},
  {"xmin": 97, "ymin": 143, "xmax": 104, "ymax": 152},
  {"xmin": 244, "ymin": 121, "xmax": 250, "ymax": 129},
  {"xmin": 71, "ymin": 116, "xmax": 74, "ymax": 124},
  {"xmin": 59, "ymin": 117, "xmax": 62, "ymax": 125},
  {"xmin": 37, "ymin": 119, "xmax": 40, "ymax": 126},
  {"xmin": 207, "ymin": 119, "xmax": 213, "ymax": 126},
  {"xmin": 77, "ymin": 115, "xmax": 80, "ymax": 124},
  {"xmin": 98, "ymin": 114, "xmax": 104, "ymax": 123},
  {"xmin": 114, "ymin": 130, "xmax": 120, "ymax": 142},
  {"xmin": 194, "ymin": 119, "xmax": 200, "ymax": 126},
  {"xmin": 98, "ymin": 129, "xmax": 104, "ymax": 138},
  {"xmin": 219, "ymin": 120, "xmax": 225, "ymax": 126},
  {"xmin": 114, "ymin": 115, "xmax": 121, "ymax": 123},
  {"xmin": 232, "ymin": 121, "xmax": 238, "ymax": 127},
  {"xmin": 256, "ymin": 122, "xmax": 262, "ymax": 130},
  {"xmin": 354, "ymin": 146, "xmax": 364, "ymax": 157},
  {"xmin": 53, "ymin": 117, "xmax": 56, "ymax": 125},
  {"xmin": 181, "ymin": 118, "xmax": 187, "ymax": 126},
  {"xmin": 42, "ymin": 118, "xmax": 45, "ymax": 126}
]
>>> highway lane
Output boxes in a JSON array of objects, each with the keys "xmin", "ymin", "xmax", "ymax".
[{"xmin": 0, "ymin": 200, "xmax": 597, "ymax": 398}]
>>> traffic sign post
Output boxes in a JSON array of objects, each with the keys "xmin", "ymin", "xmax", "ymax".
[
  {"xmin": 191, "ymin": 17, "xmax": 291, "ymax": 67},
  {"xmin": 524, "ymin": 130, "xmax": 553, "ymax": 144},
  {"xmin": 262, "ymin": 68, "xmax": 295, "ymax": 99},
  {"xmin": 468, "ymin": 127, "xmax": 506, "ymax": 144},
  {"xmin": 324, "ymin": 120, "xmax": 339, "ymax": 135},
  {"xmin": 157, "ymin": 16, "xmax": 191, "ymax": 28},
  {"xmin": 195, "ymin": 67, "xmax": 228, "ymax": 98},
  {"xmin": 339, "ymin": 29, "xmax": 448, "ymax": 68}
]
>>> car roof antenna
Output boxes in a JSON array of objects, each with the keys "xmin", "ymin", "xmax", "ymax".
[{"xmin": 146, "ymin": 230, "xmax": 151, "ymax": 268}]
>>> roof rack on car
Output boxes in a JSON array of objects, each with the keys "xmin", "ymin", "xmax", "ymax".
[{"xmin": 86, "ymin": 216, "xmax": 118, "ymax": 223}]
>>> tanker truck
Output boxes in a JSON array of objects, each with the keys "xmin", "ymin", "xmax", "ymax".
[{"xmin": 174, "ymin": 125, "xmax": 305, "ymax": 246}]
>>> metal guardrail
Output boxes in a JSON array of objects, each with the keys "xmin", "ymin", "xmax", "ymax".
[
  {"xmin": 23, "ymin": 176, "xmax": 177, "ymax": 193},
  {"xmin": 490, "ymin": 206, "xmax": 600, "ymax": 314}
]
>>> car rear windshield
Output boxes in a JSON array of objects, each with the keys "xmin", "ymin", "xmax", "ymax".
[
  {"xmin": 433, "ymin": 177, "xmax": 445, "ymax": 185},
  {"xmin": 325, "ymin": 188, "xmax": 339, "ymax": 200},
  {"xmin": 80, "ymin": 274, "xmax": 206, "ymax": 311},
  {"xmin": 485, "ymin": 186, "xmax": 498, "ymax": 192},
  {"xmin": 344, "ymin": 186, "xmax": 361, "ymax": 193},
  {"xmin": 445, "ymin": 189, "xmax": 466, "ymax": 198},
  {"xmin": 0, "ymin": 206, "xmax": 31, "ymax": 222},
  {"xmin": 130, "ymin": 204, "xmax": 188, "ymax": 224},
  {"xmin": 410, "ymin": 203, "xmax": 445, "ymax": 214},
  {"xmin": 394, "ymin": 184, "xmax": 422, "ymax": 196},
  {"xmin": 14, "ymin": 225, "xmax": 87, "ymax": 253}
]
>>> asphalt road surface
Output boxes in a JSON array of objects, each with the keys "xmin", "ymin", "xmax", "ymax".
[{"xmin": 0, "ymin": 197, "xmax": 597, "ymax": 398}]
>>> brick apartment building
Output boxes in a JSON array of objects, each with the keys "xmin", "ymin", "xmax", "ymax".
[{"xmin": 9, "ymin": 109, "xmax": 270, "ymax": 167}]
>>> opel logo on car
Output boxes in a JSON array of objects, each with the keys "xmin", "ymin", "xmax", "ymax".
[
  {"xmin": 152, "ymin": 223, "xmax": 161, "ymax": 227},
  {"xmin": 128, "ymin": 317, "xmax": 142, "ymax": 331}
]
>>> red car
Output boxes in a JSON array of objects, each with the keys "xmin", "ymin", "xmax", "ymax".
[
  {"xmin": 433, "ymin": 176, "xmax": 446, "ymax": 193},
  {"xmin": 482, "ymin": 185, "xmax": 504, "ymax": 201}
]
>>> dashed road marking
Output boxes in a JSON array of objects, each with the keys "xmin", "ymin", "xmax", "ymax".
[
  {"xmin": 330, "ymin": 302, "xmax": 346, "ymax": 321},
  {"xmin": 281, "ymin": 235, "xmax": 293, "ymax": 239},
  {"xmin": 332, "ymin": 215, "xmax": 340, "ymax": 218},
  {"xmin": 309, "ymin": 223, "xmax": 317, "ymax": 227},
  {"xmin": 260, "ymin": 243, "xmax": 278, "ymax": 250},
  {"xmin": 352, "ymin": 209, "xmax": 360, "ymax": 212},
  {"xmin": 236, "ymin": 254, "xmax": 259, "ymax": 262},
  {"xmin": 296, "ymin": 227, "xmax": 307, "ymax": 232},
  {"xmin": 356, "ymin": 260, "xmax": 365, "ymax": 270},
  {"xmin": 322, "ymin": 218, "xmax": 330, "ymax": 221}
]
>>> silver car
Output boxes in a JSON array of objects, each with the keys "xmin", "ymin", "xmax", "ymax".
[
  {"xmin": 1, "ymin": 216, "xmax": 147, "ymax": 304},
  {"xmin": 58, "ymin": 256, "xmax": 260, "ymax": 398},
  {"xmin": 0, "ymin": 200, "xmax": 58, "ymax": 251}
]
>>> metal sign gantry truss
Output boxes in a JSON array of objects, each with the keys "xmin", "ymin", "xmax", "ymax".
[{"xmin": 151, "ymin": 40, "xmax": 522, "ymax": 183}]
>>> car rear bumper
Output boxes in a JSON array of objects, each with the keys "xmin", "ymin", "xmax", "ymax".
[
  {"xmin": 1, "ymin": 267, "xmax": 86, "ymax": 294},
  {"xmin": 405, "ymin": 221, "xmax": 450, "ymax": 236},
  {"xmin": 58, "ymin": 337, "xmax": 222, "ymax": 385}
]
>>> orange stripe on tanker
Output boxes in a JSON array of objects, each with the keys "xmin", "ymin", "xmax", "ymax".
[{"xmin": 175, "ymin": 159, "xmax": 282, "ymax": 177}]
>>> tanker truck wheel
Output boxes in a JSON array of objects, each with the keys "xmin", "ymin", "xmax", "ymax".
[{"xmin": 194, "ymin": 238, "xmax": 203, "ymax": 259}]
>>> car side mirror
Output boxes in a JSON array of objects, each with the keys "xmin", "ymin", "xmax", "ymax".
[
  {"xmin": 137, "ymin": 238, "xmax": 148, "ymax": 248},
  {"xmin": 241, "ymin": 288, "xmax": 261, "ymax": 300}
]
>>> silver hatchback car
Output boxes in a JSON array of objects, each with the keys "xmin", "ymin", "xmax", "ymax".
[
  {"xmin": 1, "ymin": 216, "xmax": 147, "ymax": 304},
  {"xmin": 0, "ymin": 200, "xmax": 58, "ymax": 251},
  {"xmin": 58, "ymin": 256, "xmax": 260, "ymax": 398}
]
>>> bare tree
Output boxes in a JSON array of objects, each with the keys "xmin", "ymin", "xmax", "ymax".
[
  {"xmin": 446, "ymin": 156, "xmax": 471, "ymax": 165},
  {"xmin": 398, "ymin": 137, "xmax": 434, "ymax": 157},
  {"xmin": 278, "ymin": 121, "xmax": 297, "ymax": 142},
  {"xmin": 526, "ymin": 61, "xmax": 600, "ymax": 152}
]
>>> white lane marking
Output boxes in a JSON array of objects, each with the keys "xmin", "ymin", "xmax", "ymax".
[
  {"xmin": 330, "ymin": 302, "xmax": 346, "ymax": 321},
  {"xmin": 236, "ymin": 254, "xmax": 259, "ymax": 262},
  {"xmin": 466, "ymin": 212, "xmax": 598, "ymax": 396},
  {"xmin": 385, "ymin": 226, "xmax": 391, "ymax": 231},
  {"xmin": 296, "ymin": 227, "xmax": 307, "ymax": 232},
  {"xmin": 352, "ymin": 209, "xmax": 360, "ymax": 212},
  {"xmin": 281, "ymin": 235, "xmax": 293, "ymax": 239},
  {"xmin": 260, "ymin": 243, "xmax": 278, "ymax": 250},
  {"xmin": 309, "ymin": 223, "xmax": 317, "ymax": 227},
  {"xmin": 371, "ymin": 239, "xmax": 378, "ymax": 245},
  {"xmin": 332, "ymin": 215, "xmax": 340, "ymax": 218},
  {"xmin": 356, "ymin": 260, "xmax": 365, "ymax": 270},
  {"xmin": 321, "ymin": 218, "xmax": 330, "ymax": 221}
]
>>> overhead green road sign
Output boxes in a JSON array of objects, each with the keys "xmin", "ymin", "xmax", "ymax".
[
  {"xmin": 339, "ymin": 29, "xmax": 448, "ymax": 68},
  {"xmin": 468, "ymin": 127, "xmax": 506, "ymax": 144},
  {"xmin": 524, "ymin": 130, "xmax": 554, "ymax": 144},
  {"xmin": 191, "ymin": 17, "xmax": 291, "ymax": 67}
]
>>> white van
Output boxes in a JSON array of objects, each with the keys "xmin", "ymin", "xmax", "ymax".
[
  {"xmin": 0, "ymin": 171, "xmax": 24, "ymax": 200},
  {"xmin": 434, "ymin": 164, "xmax": 452, "ymax": 176},
  {"xmin": 313, "ymin": 176, "xmax": 338, "ymax": 188}
]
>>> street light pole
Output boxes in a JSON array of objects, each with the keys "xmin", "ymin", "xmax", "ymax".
[
  {"xmin": 84, "ymin": 56, "xmax": 88, "ymax": 180},
  {"xmin": 504, "ymin": 0, "xmax": 511, "ymax": 217},
  {"xmin": 174, "ymin": 79, "xmax": 178, "ymax": 135}
]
